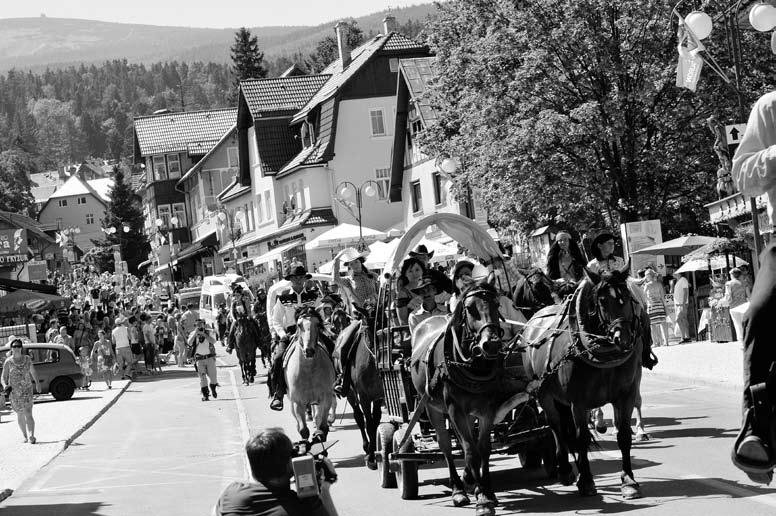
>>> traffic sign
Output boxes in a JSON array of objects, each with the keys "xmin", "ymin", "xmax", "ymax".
[{"xmin": 725, "ymin": 123, "xmax": 747, "ymax": 145}]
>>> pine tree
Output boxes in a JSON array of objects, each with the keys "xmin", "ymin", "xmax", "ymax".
[
  {"xmin": 99, "ymin": 166, "xmax": 149, "ymax": 273},
  {"xmin": 230, "ymin": 28, "xmax": 267, "ymax": 100}
]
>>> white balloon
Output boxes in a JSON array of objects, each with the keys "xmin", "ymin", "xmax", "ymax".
[
  {"xmin": 685, "ymin": 11, "xmax": 713, "ymax": 40},
  {"xmin": 750, "ymin": 3, "xmax": 776, "ymax": 32},
  {"xmin": 363, "ymin": 184, "xmax": 376, "ymax": 198}
]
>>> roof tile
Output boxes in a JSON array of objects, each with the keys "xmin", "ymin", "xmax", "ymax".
[
  {"xmin": 240, "ymin": 76, "xmax": 330, "ymax": 118},
  {"xmin": 134, "ymin": 108, "xmax": 237, "ymax": 157}
]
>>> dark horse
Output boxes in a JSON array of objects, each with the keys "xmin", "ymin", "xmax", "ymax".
[
  {"xmin": 512, "ymin": 267, "xmax": 556, "ymax": 320},
  {"xmin": 522, "ymin": 263, "xmax": 646, "ymax": 499},
  {"xmin": 234, "ymin": 318, "xmax": 259, "ymax": 385},
  {"xmin": 333, "ymin": 305, "xmax": 384, "ymax": 470},
  {"xmin": 411, "ymin": 279, "xmax": 530, "ymax": 515}
]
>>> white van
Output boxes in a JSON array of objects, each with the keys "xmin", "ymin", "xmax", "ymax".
[{"xmin": 199, "ymin": 274, "xmax": 254, "ymax": 328}]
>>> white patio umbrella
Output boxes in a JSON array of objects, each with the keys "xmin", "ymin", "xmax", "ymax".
[
  {"xmin": 631, "ymin": 235, "xmax": 717, "ymax": 256},
  {"xmin": 675, "ymin": 255, "xmax": 748, "ymax": 274},
  {"xmin": 364, "ymin": 238, "xmax": 400, "ymax": 271},
  {"xmin": 305, "ymin": 223, "xmax": 387, "ymax": 250}
]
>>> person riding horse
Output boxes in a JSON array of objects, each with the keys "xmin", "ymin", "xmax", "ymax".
[
  {"xmin": 269, "ymin": 265, "xmax": 322, "ymax": 411},
  {"xmin": 225, "ymin": 283, "xmax": 259, "ymax": 355}
]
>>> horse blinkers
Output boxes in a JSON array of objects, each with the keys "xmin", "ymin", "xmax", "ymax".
[{"xmin": 461, "ymin": 288, "xmax": 503, "ymax": 360}]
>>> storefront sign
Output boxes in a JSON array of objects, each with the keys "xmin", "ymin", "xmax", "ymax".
[
  {"xmin": 27, "ymin": 260, "xmax": 48, "ymax": 281},
  {"xmin": 620, "ymin": 220, "xmax": 665, "ymax": 275},
  {"xmin": 0, "ymin": 254, "xmax": 28, "ymax": 265},
  {"xmin": 0, "ymin": 229, "xmax": 27, "ymax": 257},
  {"xmin": 268, "ymin": 233, "xmax": 306, "ymax": 250}
]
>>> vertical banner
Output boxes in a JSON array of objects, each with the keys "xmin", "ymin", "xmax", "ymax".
[{"xmin": 620, "ymin": 220, "xmax": 665, "ymax": 276}]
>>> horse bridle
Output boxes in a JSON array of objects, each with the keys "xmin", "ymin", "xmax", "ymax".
[
  {"xmin": 589, "ymin": 280, "xmax": 637, "ymax": 346},
  {"xmin": 453, "ymin": 287, "xmax": 504, "ymax": 361},
  {"xmin": 514, "ymin": 269, "xmax": 554, "ymax": 311}
]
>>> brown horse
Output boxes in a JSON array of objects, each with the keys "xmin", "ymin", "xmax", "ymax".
[
  {"xmin": 410, "ymin": 279, "xmax": 529, "ymax": 515},
  {"xmin": 512, "ymin": 268, "xmax": 556, "ymax": 320},
  {"xmin": 522, "ymin": 264, "xmax": 646, "ymax": 499},
  {"xmin": 234, "ymin": 318, "xmax": 258, "ymax": 385},
  {"xmin": 334, "ymin": 304, "xmax": 384, "ymax": 470}
]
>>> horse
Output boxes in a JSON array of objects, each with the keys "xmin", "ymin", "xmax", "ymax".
[
  {"xmin": 285, "ymin": 306, "xmax": 337, "ymax": 441},
  {"xmin": 234, "ymin": 318, "xmax": 258, "ymax": 385},
  {"xmin": 512, "ymin": 267, "xmax": 556, "ymax": 320},
  {"xmin": 522, "ymin": 263, "xmax": 646, "ymax": 499},
  {"xmin": 334, "ymin": 304, "xmax": 384, "ymax": 470},
  {"xmin": 330, "ymin": 308, "xmax": 351, "ymax": 336},
  {"xmin": 410, "ymin": 278, "xmax": 529, "ymax": 515}
]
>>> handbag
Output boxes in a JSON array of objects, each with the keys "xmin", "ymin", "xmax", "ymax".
[{"xmin": 130, "ymin": 343, "xmax": 143, "ymax": 355}]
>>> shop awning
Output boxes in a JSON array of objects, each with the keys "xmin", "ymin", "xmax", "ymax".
[
  {"xmin": 176, "ymin": 242, "xmax": 207, "ymax": 263},
  {"xmin": 138, "ymin": 259, "xmax": 152, "ymax": 269},
  {"xmin": 253, "ymin": 239, "xmax": 304, "ymax": 266}
]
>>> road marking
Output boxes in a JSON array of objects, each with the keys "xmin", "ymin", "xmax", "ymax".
[{"xmin": 221, "ymin": 358, "xmax": 251, "ymax": 481}]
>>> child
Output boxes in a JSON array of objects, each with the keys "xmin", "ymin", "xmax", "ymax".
[{"xmin": 77, "ymin": 346, "xmax": 93, "ymax": 390}]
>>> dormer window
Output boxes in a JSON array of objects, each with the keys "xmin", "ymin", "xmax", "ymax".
[{"xmin": 301, "ymin": 122, "xmax": 316, "ymax": 148}]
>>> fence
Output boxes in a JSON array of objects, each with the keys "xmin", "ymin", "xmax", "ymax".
[{"xmin": 0, "ymin": 324, "xmax": 37, "ymax": 346}]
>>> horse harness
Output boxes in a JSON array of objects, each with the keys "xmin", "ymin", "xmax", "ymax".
[{"xmin": 282, "ymin": 307, "xmax": 336, "ymax": 370}]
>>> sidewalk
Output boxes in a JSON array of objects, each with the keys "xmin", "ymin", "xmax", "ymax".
[
  {"xmin": 646, "ymin": 339, "xmax": 744, "ymax": 389},
  {"xmin": 0, "ymin": 379, "xmax": 130, "ymax": 502}
]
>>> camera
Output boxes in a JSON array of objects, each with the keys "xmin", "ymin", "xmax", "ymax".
[{"xmin": 291, "ymin": 439, "xmax": 337, "ymax": 498}]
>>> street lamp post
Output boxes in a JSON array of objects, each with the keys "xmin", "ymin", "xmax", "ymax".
[
  {"xmin": 335, "ymin": 180, "xmax": 382, "ymax": 252},
  {"xmin": 678, "ymin": 2, "xmax": 776, "ymax": 270}
]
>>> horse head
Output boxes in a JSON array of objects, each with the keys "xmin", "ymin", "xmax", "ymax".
[
  {"xmin": 330, "ymin": 308, "xmax": 350, "ymax": 336},
  {"xmin": 295, "ymin": 305, "xmax": 323, "ymax": 359},
  {"xmin": 578, "ymin": 261, "xmax": 637, "ymax": 350},
  {"xmin": 513, "ymin": 268, "xmax": 556, "ymax": 314},
  {"xmin": 453, "ymin": 278, "xmax": 504, "ymax": 361}
]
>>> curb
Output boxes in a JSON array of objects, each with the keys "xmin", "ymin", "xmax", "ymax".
[{"xmin": 0, "ymin": 379, "xmax": 132, "ymax": 504}]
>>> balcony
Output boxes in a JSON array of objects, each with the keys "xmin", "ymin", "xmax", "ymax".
[{"xmin": 192, "ymin": 213, "xmax": 217, "ymax": 243}]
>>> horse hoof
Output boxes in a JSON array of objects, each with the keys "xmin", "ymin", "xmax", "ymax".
[
  {"xmin": 479, "ymin": 492, "xmax": 499, "ymax": 506},
  {"xmin": 595, "ymin": 424, "xmax": 607, "ymax": 434},
  {"xmin": 300, "ymin": 428, "xmax": 310, "ymax": 440},
  {"xmin": 452, "ymin": 492, "xmax": 471, "ymax": 507},
  {"xmin": 475, "ymin": 501, "xmax": 496, "ymax": 516},
  {"xmin": 621, "ymin": 483, "xmax": 641, "ymax": 500},
  {"xmin": 577, "ymin": 479, "xmax": 598, "ymax": 497},
  {"xmin": 559, "ymin": 469, "xmax": 577, "ymax": 486},
  {"xmin": 365, "ymin": 456, "xmax": 378, "ymax": 470}
]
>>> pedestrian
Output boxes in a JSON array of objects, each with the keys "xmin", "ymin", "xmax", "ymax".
[
  {"xmin": 643, "ymin": 269, "xmax": 669, "ymax": 347},
  {"xmin": 112, "ymin": 316, "xmax": 134, "ymax": 380},
  {"xmin": 672, "ymin": 271, "xmax": 691, "ymax": 343},
  {"xmin": 187, "ymin": 319, "xmax": 218, "ymax": 401},
  {"xmin": 128, "ymin": 316, "xmax": 143, "ymax": 373},
  {"xmin": 180, "ymin": 303, "xmax": 198, "ymax": 339},
  {"xmin": 77, "ymin": 345, "xmax": 92, "ymax": 390},
  {"xmin": 55, "ymin": 326, "xmax": 74, "ymax": 352},
  {"xmin": 140, "ymin": 314, "xmax": 159, "ymax": 375},
  {"xmin": 44, "ymin": 320, "xmax": 58, "ymax": 343},
  {"xmin": 91, "ymin": 329, "xmax": 115, "ymax": 389},
  {"xmin": 1, "ymin": 337, "xmax": 40, "ymax": 444},
  {"xmin": 174, "ymin": 316, "xmax": 187, "ymax": 367}
]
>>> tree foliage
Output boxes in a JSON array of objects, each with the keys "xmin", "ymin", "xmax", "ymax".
[
  {"xmin": 0, "ymin": 149, "xmax": 36, "ymax": 215},
  {"xmin": 100, "ymin": 166, "xmax": 149, "ymax": 273},
  {"xmin": 230, "ymin": 27, "xmax": 267, "ymax": 96},
  {"xmin": 306, "ymin": 20, "xmax": 365, "ymax": 74},
  {"xmin": 419, "ymin": 0, "xmax": 767, "ymax": 238}
]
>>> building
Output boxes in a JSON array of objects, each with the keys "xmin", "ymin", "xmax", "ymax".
[
  {"xmin": 388, "ymin": 57, "xmax": 488, "ymax": 242},
  {"xmin": 229, "ymin": 17, "xmax": 430, "ymax": 277},
  {"xmin": 0, "ymin": 211, "xmax": 61, "ymax": 283},
  {"xmin": 132, "ymin": 107, "xmax": 237, "ymax": 280},
  {"xmin": 37, "ymin": 174, "xmax": 113, "ymax": 254}
]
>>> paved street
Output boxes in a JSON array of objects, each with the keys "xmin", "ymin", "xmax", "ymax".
[{"xmin": 2, "ymin": 348, "xmax": 775, "ymax": 515}]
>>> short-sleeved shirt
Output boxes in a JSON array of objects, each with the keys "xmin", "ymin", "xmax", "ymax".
[
  {"xmin": 214, "ymin": 481, "xmax": 328, "ymax": 516},
  {"xmin": 112, "ymin": 326, "xmax": 130, "ymax": 349},
  {"xmin": 673, "ymin": 277, "xmax": 690, "ymax": 305}
]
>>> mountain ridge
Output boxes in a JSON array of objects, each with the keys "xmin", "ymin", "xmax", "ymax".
[{"xmin": 0, "ymin": 3, "xmax": 438, "ymax": 72}]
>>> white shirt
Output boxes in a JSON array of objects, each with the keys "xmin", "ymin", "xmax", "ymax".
[
  {"xmin": 271, "ymin": 289, "xmax": 316, "ymax": 338},
  {"xmin": 674, "ymin": 277, "xmax": 690, "ymax": 305},
  {"xmin": 112, "ymin": 326, "xmax": 129, "ymax": 349}
]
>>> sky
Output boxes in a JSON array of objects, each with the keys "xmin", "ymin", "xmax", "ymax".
[{"xmin": 0, "ymin": 1, "xmax": 433, "ymax": 28}]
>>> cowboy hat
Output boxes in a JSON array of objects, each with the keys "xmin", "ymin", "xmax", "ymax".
[
  {"xmin": 411, "ymin": 272, "xmax": 444, "ymax": 295},
  {"xmin": 409, "ymin": 244, "xmax": 434, "ymax": 259},
  {"xmin": 336, "ymin": 247, "xmax": 369, "ymax": 264},
  {"xmin": 451, "ymin": 259, "xmax": 489, "ymax": 282},
  {"xmin": 590, "ymin": 231, "xmax": 617, "ymax": 260},
  {"xmin": 284, "ymin": 265, "xmax": 312, "ymax": 280}
]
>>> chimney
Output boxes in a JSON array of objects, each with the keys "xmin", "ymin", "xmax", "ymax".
[
  {"xmin": 383, "ymin": 15, "xmax": 397, "ymax": 35},
  {"xmin": 335, "ymin": 21, "xmax": 352, "ymax": 69}
]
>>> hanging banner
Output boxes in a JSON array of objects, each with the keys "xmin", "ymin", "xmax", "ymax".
[{"xmin": 0, "ymin": 229, "xmax": 27, "ymax": 258}]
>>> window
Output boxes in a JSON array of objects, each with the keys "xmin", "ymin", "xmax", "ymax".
[
  {"xmin": 411, "ymin": 181, "xmax": 422, "ymax": 214},
  {"xmin": 375, "ymin": 168, "xmax": 390, "ymax": 200},
  {"xmin": 256, "ymin": 196, "xmax": 264, "ymax": 223},
  {"xmin": 172, "ymin": 203, "xmax": 187, "ymax": 227},
  {"xmin": 85, "ymin": 213, "xmax": 94, "ymax": 225},
  {"xmin": 77, "ymin": 196, "xmax": 87, "ymax": 205},
  {"xmin": 369, "ymin": 109, "xmax": 386, "ymax": 136},
  {"xmin": 433, "ymin": 173, "xmax": 447, "ymax": 206},
  {"xmin": 389, "ymin": 58, "xmax": 399, "ymax": 72},
  {"xmin": 58, "ymin": 199, "xmax": 68, "ymax": 207},
  {"xmin": 167, "ymin": 154, "xmax": 181, "ymax": 179},
  {"xmin": 264, "ymin": 191, "xmax": 273, "ymax": 221},
  {"xmin": 157, "ymin": 204, "xmax": 172, "ymax": 228},
  {"xmin": 153, "ymin": 156, "xmax": 167, "ymax": 181},
  {"xmin": 227, "ymin": 147, "xmax": 239, "ymax": 168},
  {"xmin": 248, "ymin": 201, "xmax": 255, "ymax": 230}
]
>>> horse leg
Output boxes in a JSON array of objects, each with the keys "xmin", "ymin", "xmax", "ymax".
[
  {"xmin": 348, "ymin": 391, "xmax": 372, "ymax": 467},
  {"xmin": 365, "ymin": 400, "xmax": 382, "ymax": 470},
  {"xmin": 448, "ymin": 404, "xmax": 487, "ymax": 512},
  {"xmin": 238, "ymin": 357, "xmax": 248, "ymax": 385},
  {"xmin": 428, "ymin": 406, "xmax": 469, "ymax": 507},
  {"xmin": 613, "ymin": 397, "xmax": 641, "ymax": 499},
  {"xmin": 633, "ymin": 387, "xmax": 649, "ymax": 441},
  {"xmin": 547, "ymin": 399, "xmax": 576, "ymax": 486},
  {"xmin": 571, "ymin": 403, "xmax": 596, "ymax": 496},
  {"xmin": 476, "ymin": 416, "xmax": 497, "ymax": 508},
  {"xmin": 292, "ymin": 401, "xmax": 310, "ymax": 440},
  {"xmin": 314, "ymin": 397, "xmax": 332, "ymax": 442}
]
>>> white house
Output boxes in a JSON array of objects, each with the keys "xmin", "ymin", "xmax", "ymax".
[{"xmin": 37, "ymin": 175, "xmax": 113, "ymax": 253}]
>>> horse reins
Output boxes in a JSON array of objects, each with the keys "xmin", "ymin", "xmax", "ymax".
[{"xmin": 451, "ymin": 288, "xmax": 504, "ymax": 363}]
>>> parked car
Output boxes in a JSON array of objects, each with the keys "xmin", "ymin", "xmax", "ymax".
[{"xmin": 0, "ymin": 343, "xmax": 82, "ymax": 401}]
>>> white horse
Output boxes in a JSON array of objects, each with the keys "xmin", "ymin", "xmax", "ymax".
[{"xmin": 284, "ymin": 306, "xmax": 336, "ymax": 441}]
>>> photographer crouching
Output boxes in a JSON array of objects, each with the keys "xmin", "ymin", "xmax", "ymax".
[
  {"xmin": 187, "ymin": 319, "xmax": 218, "ymax": 401},
  {"xmin": 212, "ymin": 428, "xmax": 339, "ymax": 516}
]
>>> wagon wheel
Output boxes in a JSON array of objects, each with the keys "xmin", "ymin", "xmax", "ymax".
[
  {"xmin": 376, "ymin": 423, "xmax": 397, "ymax": 488},
  {"xmin": 393, "ymin": 428, "xmax": 418, "ymax": 500}
]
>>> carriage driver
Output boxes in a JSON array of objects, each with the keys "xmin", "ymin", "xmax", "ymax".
[
  {"xmin": 269, "ymin": 265, "xmax": 321, "ymax": 411},
  {"xmin": 225, "ymin": 283, "xmax": 260, "ymax": 355}
]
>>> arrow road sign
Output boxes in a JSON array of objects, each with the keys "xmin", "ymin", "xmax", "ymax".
[{"xmin": 726, "ymin": 123, "xmax": 747, "ymax": 145}]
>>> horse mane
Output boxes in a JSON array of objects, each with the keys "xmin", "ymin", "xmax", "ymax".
[{"xmin": 575, "ymin": 270, "xmax": 630, "ymax": 336}]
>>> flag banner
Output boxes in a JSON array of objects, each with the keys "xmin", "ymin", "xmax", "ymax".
[{"xmin": 675, "ymin": 18, "xmax": 705, "ymax": 91}]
